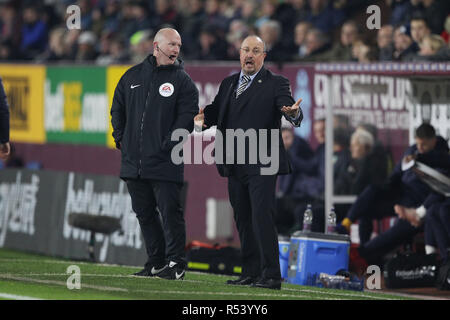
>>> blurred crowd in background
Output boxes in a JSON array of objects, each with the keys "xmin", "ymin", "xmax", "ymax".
[{"xmin": 0, "ymin": 0, "xmax": 449, "ymax": 65}]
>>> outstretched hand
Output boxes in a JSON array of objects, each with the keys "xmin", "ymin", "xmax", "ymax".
[
  {"xmin": 194, "ymin": 108, "xmax": 206, "ymax": 131},
  {"xmin": 281, "ymin": 98, "xmax": 302, "ymax": 118}
]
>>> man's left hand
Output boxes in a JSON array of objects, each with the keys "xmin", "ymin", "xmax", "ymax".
[{"xmin": 281, "ymin": 98, "xmax": 302, "ymax": 118}]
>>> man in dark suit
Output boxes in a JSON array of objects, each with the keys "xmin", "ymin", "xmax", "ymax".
[{"xmin": 194, "ymin": 35, "xmax": 303, "ymax": 290}]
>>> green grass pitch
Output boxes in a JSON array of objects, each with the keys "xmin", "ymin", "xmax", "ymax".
[{"xmin": 0, "ymin": 248, "xmax": 413, "ymax": 300}]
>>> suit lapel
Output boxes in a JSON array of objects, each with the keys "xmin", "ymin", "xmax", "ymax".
[{"xmin": 236, "ymin": 67, "xmax": 267, "ymax": 111}]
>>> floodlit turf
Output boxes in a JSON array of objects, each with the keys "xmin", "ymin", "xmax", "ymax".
[{"xmin": 0, "ymin": 248, "xmax": 413, "ymax": 300}]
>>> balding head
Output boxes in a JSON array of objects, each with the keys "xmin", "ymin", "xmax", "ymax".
[
  {"xmin": 153, "ymin": 28, "xmax": 182, "ymax": 66},
  {"xmin": 240, "ymin": 35, "xmax": 266, "ymax": 75}
]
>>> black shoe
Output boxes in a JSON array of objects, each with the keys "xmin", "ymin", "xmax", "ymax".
[
  {"xmin": 132, "ymin": 264, "xmax": 166, "ymax": 277},
  {"xmin": 251, "ymin": 278, "xmax": 282, "ymax": 290},
  {"xmin": 156, "ymin": 261, "xmax": 186, "ymax": 280},
  {"xmin": 226, "ymin": 276, "xmax": 257, "ymax": 286}
]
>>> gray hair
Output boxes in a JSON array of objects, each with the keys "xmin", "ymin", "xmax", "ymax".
[
  {"xmin": 352, "ymin": 128, "xmax": 374, "ymax": 150},
  {"xmin": 260, "ymin": 20, "xmax": 281, "ymax": 40}
]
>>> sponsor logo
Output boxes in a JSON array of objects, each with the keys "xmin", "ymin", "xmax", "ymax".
[
  {"xmin": 159, "ymin": 83, "xmax": 174, "ymax": 97},
  {"xmin": 130, "ymin": 84, "xmax": 141, "ymax": 89},
  {"xmin": 0, "ymin": 172, "xmax": 39, "ymax": 247},
  {"xmin": 175, "ymin": 270, "xmax": 185, "ymax": 280},
  {"xmin": 151, "ymin": 266, "xmax": 166, "ymax": 275}
]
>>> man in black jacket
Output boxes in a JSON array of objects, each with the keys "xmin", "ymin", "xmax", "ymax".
[
  {"xmin": 194, "ymin": 35, "xmax": 302, "ymax": 289},
  {"xmin": 0, "ymin": 76, "xmax": 10, "ymax": 160},
  {"xmin": 110, "ymin": 28, "xmax": 199, "ymax": 280}
]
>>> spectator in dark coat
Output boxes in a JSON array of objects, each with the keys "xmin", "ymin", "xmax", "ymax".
[
  {"xmin": 300, "ymin": 28, "xmax": 332, "ymax": 62},
  {"xmin": 377, "ymin": 25, "xmax": 395, "ymax": 61},
  {"xmin": 305, "ymin": 0, "xmax": 346, "ymax": 34},
  {"xmin": 393, "ymin": 25, "xmax": 419, "ymax": 61},
  {"xmin": 326, "ymin": 20, "xmax": 359, "ymax": 62},
  {"xmin": 258, "ymin": 20, "xmax": 294, "ymax": 63},
  {"xmin": 20, "ymin": 5, "xmax": 48, "ymax": 59},
  {"xmin": 341, "ymin": 123, "xmax": 449, "ymax": 249},
  {"xmin": 276, "ymin": 127, "xmax": 315, "ymax": 235}
]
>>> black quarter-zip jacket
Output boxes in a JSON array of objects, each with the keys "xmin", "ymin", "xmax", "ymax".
[{"xmin": 111, "ymin": 54, "xmax": 199, "ymax": 183}]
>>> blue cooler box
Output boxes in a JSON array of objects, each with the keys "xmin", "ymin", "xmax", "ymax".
[
  {"xmin": 287, "ymin": 231, "xmax": 350, "ymax": 286},
  {"xmin": 278, "ymin": 236, "xmax": 290, "ymax": 280}
]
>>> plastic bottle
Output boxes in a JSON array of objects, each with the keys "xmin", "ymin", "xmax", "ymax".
[
  {"xmin": 303, "ymin": 204, "xmax": 313, "ymax": 232},
  {"xmin": 327, "ymin": 207, "xmax": 337, "ymax": 234}
]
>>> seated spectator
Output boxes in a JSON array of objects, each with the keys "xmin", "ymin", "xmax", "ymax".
[
  {"xmin": 154, "ymin": 0, "xmax": 182, "ymax": 31},
  {"xmin": 96, "ymin": 35, "xmax": 129, "ymax": 65},
  {"xmin": 240, "ymin": 0, "xmax": 259, "ymax": 27},
  {"xmin": 351, "ymin": 39, "xmax": 377, "ymax": 63},
  {"xmin": 78, "ymin": 0, "xmax": 93, "ymax": 31},
  {"xmin": 179, "ymin": 0, "xmax": 206, "ymax": 57},
  {"xmin": 335, "ymin": 128, "xmax": 375, "ymax": 195},
  {"xmin": 420, "ymin": 0, "xmax": 450, "ymax": 35},
  {"xmin": 290, "ymin": 0, "xmax": 309, "ymax": 23},
  {"xmin": 305, "ymin": 0, "xmax": 346, "ymax": 34},
  {"xmin": 0, "ymin": 2, "xmax": 22, "ymax": 56},
  {"xmin": 36, "ymin": 27, "xmax": 68, "ymax": 62},
  {"xmin": 292, "ymin": 21, "xmax": 312, "ymax": 60},
  {"xmin": 129, "ymin": 29, "xmax": 154, "ymax": 65},
  {"xmin": 300, "ymin": 28, "xmax": 331, "ymax": 62},
  {"xmin": 341, "ymin": 123, "xmax": 449, "ymax": 253},
  {"xmin": 357, "ymin": 123, "xmax": 393, "ymax": 175},
  {"xmin": 291, "ymin": 118, "xmax": 326, "ymax": 232},
  {"xmin": 62, "ymin": 29, "xmax": 81, "ymax": 60},
  {"xmin": 225, "ymin": 20, "xmax": 249, "ymax": 60},
  {"xmin": 393, "ymin": 24, "xmax": 419, "ymax": 61},
  {"xmin": 254, "ymin": 0, "xmax": 277, "ymax": 30},
  {"xmin": 410, "ymin": 13, "xmax": 431, "ymax": 47},
  {"xmin": 441, "ymin": 15, "xmax": 450, "ymax": 44},
  {"xmin": 20, "ymin": 4, "xmax": 48, "ymax": 59},
  {"xmin": 0, "ymin": 39, "xmax": 16, "ymax": 61},
  {"xmin": 377, "ymin": 24, "xmax": 395, "ymax": 61},
  {"xmin": 327, "ymin": 20, "xmax": 359, "ymax": 62},
  {"xmin": 191, "ymin": 26, "xmax": 228, "ymax": 60},
  {"xmin": 258, "ymin": 20, "xmax": 292, "ymax": 62},
  {"xmin": 75, "ymin": 31, "xmax": 98, "ymax": 62},
  {"xmin": 276, "ymin": 127, "xmax": 315, "ymax": 235},
  {"xmin": 204, "ymin": 0, "xmax": 229, "ymax": 33},
  {"xmin": 417, "ymin": 34, "xmax": 446, "ymax": 58},
  {"xmin": 121, "ymin": 1, "xmax": 154, "ymax": 40},
  {"xmin": 102, "ymin": 0, "xmax": 122, "ymax": 34}
]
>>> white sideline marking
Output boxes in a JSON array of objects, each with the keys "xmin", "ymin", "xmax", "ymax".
[
  {"xmin": 0, "ymin": 272, "xmax": 398, "ymax": 300},
  {"xmin": 0, "ymin": 293, "xmax": 43, "ymax": 300},
  {"xmin": 0, "ymin": 274, "xmax": 128, "ymax": 292}
]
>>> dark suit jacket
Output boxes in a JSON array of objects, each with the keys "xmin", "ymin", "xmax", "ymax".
[{"xmin": 203, "ymin": 67, "xmax": 302, "ymax": 177}]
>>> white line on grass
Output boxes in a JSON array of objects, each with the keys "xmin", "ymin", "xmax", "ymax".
[
  {"xmin": 0, "ymin": 274, "xmax": 128, "ymax": 292},
  {"xmin": 0, "ymin": 273, "xmax": 320, "ymax": 299},
  {"xmin": 0, "ymin": 293, "xmax": 43, "ymax": 300},
  {"xmin": 0, "ymin": 272, "xmax": 393, "ymax": 300}
]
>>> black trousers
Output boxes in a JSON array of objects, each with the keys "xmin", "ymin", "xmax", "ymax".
[
  {"xmin": 228, "ymin": 167, "xmax": 281, "ymax": 280},
  {"xmin": 125, "ymin": 178, "xmax": 186, "ymax": 268},
  {"xmin": 347, "ymin": 184, "xmax": 407, "ymax": 245},
  {"xmin": 425, "ymin": 197, "xmax": 450, "ymax": 263},
  {"xmin": 358, "ymin": 219, "xmax": 421, "ymax": 266}
]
